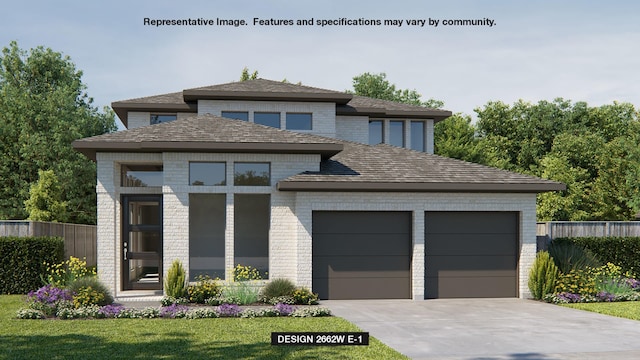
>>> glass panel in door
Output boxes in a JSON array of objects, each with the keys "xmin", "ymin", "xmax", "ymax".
[{"xmin": 122, "ymin": 195, "xmax": 162, "ymax": 290}]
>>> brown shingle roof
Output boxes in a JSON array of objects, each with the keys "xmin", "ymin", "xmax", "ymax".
[
  {"xmin": 111, "ymin": 79, "xmax": 452, "ymax": 127},
  {"xmin": 72, "ymin": 115, "xmax": 343, "ymax": 160},
  {"xmin": 183, "ymin": 79, "xmax": 353, "ymax": 103},
  {"xmin": 337, "ymin": 95, "xmax": 451, "ymax": 120},
  {"xmin": 278, "ymin": 142, "xmax": 565, "ymax": 193}
]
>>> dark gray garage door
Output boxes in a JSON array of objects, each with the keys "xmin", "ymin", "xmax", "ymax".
[
  {"xmin": 312, "ymin": 211, "xmax": 411, "ymax": 300},
  {"xmin": 425, "ymin": 212, "xmax": 518, "ymax": 299}
]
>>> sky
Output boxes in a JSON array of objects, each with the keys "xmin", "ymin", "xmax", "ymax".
[{"xmin": 2, "ymin": 0, "xmax": 639, "ymax": 129}]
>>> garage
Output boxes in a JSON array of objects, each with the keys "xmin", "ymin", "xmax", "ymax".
[
  {"xmin": 425, "ymin": 212, "xmax": 518, "ymax": 299},
  {"xmin": 312, "ymin": 211, "xmax": 411, "ymax": 300}
]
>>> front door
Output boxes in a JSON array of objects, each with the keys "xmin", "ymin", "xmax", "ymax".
[{"xmin": 122, "ymin": 195, "xmax": 163, "ymax": 290}]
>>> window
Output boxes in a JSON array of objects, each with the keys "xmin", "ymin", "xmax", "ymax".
[
  {"xmin": 369, "ymin": 120, "xmax": 384, "ymax": 145},
  {"xmin": 411, "ymin": 121, "xmax": 425, "ymax": 152},
  {"xmin": 234, "ymin": 194, "xmax": 269, "ymax": 278},
  {"xmin": 221, "ymin": 111, "xmax": 249, "ymax": 121},
  {"xmin": 150, "ymin": 114, "xmax": 177, "ymax": 125},
  {"xmin": 121, "ymin": 165, "xmax": 163, "ymax": 187},
  {"xmin": 286, "ymin": 113, "xmax": 312, "ymax": 130},
  {"xmin": 389, "ymin": 121, "xmax": 405, "ymax": 147},
  {"xmin": 234, "ymin": 163, "xmax": 270, "ymax": 186},
  {"xmin": 189, "ymin": 194, "xmax": 226, "ymax": 280},
  {"xmin": 254, "ymin": 112, "xmax": 280, "ymax": 128},
  {"xmin": 189, "ymin": 162, "xmax": 226, "ymax": 186}
]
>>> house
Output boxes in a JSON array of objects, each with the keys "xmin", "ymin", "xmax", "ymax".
[{"xmin": 72, "ymin": 79, "xmax": 565, "ymax": 300}]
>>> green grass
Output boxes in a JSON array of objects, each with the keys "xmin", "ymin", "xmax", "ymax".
[
  {"xmin": 562, "ymin": 301, "xmax": 640, "ymax": 320},
  {"xmin": 0, "ymin": 295, "xmax": 407, "ymax": 360}
]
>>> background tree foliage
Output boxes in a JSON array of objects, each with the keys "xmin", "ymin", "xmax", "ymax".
[
  {"xmin": 350, "ymin": 72, "xmax": 444, "ymax": 109},
  {"xmin": 0, "ymin": 42, "xmax": 116, "ymax": 224}
]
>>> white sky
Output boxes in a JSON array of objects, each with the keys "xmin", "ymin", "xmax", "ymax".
[{"xmin": 2, "ymin": 0, "xmax": 639, "ymax": 129}]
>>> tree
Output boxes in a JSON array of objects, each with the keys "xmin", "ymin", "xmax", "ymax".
[
  {"xmin": 24, "ymin": 169, "xmax": 67, "ymax": 222},
  {"xmin": 240, "ymin": 67, "xmax": 258, "ymax": 81},
  {"xmin": 349, "ymin": 72, "xmax": 444, "ymax": 109},
  {"xmin": 0, "ymin": 41, "xmax": 116, "ymax": 224}
]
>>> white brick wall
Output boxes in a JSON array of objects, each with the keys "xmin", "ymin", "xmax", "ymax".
[
  {"xmin": 126, "ymin": 112, "xmax": 196, "ymax": 129},
  {"xmin": 197, "ymin": 100, "xmax": 336, "ymax": 138},
  {"xmin": 293, "ymin": 192, "xmax": 538, "ymax": 299},
  {"xmin": 97, "ymin": 150, "xmax": 536, "ymax": 300},
  {"xmin": 335, "ymin": 116, "xmax": 368, "ymax": 143}
]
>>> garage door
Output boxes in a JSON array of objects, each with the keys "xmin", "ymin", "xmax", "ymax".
[
  {"xmin": 425, "ymin": 212, "xmax": 518, "ymax": 299},
  {"xmin": 312, "ymin": 211, "xmax": 411, "ymax": 300}
]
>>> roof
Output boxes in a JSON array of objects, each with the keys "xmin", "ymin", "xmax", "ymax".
[
  {"xmin": 74, "ymin": 115, "xmax": 565, "ymax": 193},
  {"xmin": 278, "ymin": 142, "xmax": 566, "ymax": 193},
  {"xmin": 72, "ymin": 115, "xmax": 344, "ymax": 160},
  {"xmin": 111, "ymin": 79, "xmax": 452, "ymax": 127}
]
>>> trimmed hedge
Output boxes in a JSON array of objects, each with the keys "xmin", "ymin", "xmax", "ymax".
[
  {"xmin": 0, "ymin": 236, "xmax": 64, "ymax": 294},
  {"xmin": 554, "ymin": 237, "xmax": 640, "ymax": 277}
]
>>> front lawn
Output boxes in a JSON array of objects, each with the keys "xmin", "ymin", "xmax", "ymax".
[
  {"xmin": 0, "ymin": 295, "xmax": 407, "ymax": 360},
  {"xmin": 562, "ymin": 301, "xmax": 640, "ymax": 321}
]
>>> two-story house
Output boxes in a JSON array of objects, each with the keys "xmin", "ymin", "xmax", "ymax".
[{"xmin": 73, "ymin": 79, "xmax": 564, "ymax": 300}]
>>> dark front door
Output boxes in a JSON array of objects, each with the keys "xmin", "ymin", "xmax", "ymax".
[{"xmin": 122, "ymin": 195, "xmax": 163, "ymax": 290}]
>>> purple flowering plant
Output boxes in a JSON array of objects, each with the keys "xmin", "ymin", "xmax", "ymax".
[
  {"xmin": 596, "ymin": 292, "xmax": 616, "ymax": 302},
  {"xmin": 27, "ymin": 284, "xmax": 73, "ymax": 316},
  {"xmin": 274, "ymin": 302, "xmax": 296, "ymax": 316},
  {"xmin": 160, "ymin": 303, "xmax": 189, "ymax": 318},
  {"xmin": 556, "ymin": 292, "xmax": 582, "ymax": 303},
  {"xmin": 98, "ymin": 304, "xmax": 125, "ymax": 318},
  {"xmin": 625, "ymin": 278, "xmax": 640, "ymax": 290},
  {"xmin": 217, "ymin": 303, "xmax": 241, "ymax": 317}
]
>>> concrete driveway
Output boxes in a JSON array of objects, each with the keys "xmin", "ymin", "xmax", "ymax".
[{"xmin": 321, "ymin": 299, "xmax": 640, "ymax": 360}]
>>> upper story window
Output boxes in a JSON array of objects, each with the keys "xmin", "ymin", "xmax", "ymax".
[
  {"xmin": 286, "ymin": 113, "xmax": 312, "ymax": 130},
  {"xmin": 189, "ymin": 162, "xmax": 226, "ymax": 186},
  {"xmin": 389, "ymin": 121, "xmax": 405, "ymax": 147},
  {"xmin": 368, "ymin": 120, "xmax": 384, "ymax": 145},
  {"xmin": 150, "ymin": 114, "xmax": 177, "ymax": 125},
  {"xmin": 221, "ymin": 111, "xmax": 249, "ymax": 121},
  {"xmin": 121, "ymin": 165, "xmax": 163, "ymax": 187},
  {"xmin": 411, "ymin": 121, "xmax": 425, "ymax": 152},
  {"xmin": 254, "ymin": 112, "xmax": 280, "ymax": 128},
  {"xmin": 234, "ymin": 162, "xmax": 270, "ymax": 186}
]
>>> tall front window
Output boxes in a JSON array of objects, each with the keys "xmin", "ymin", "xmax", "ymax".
[
  {"xmin": 234, "ymin": 194, "xmax": 270, "ymax": 278},
  {"xmin": 221, "ymin": 111, "xmax": 249, "ymax": 121},
  {"xmin": 254, "ymin": 112, "xmax": 280, "ymax": 128},
  {"xmin": 189, "ymin": 194, "xmax": 226, "ymax": 280},
  {"xmin": 411, "ymin": 121, "xmax": 425, "ymax": 152},
  {"xmin": 369, "ymin": 120, "xmax": 384, "ymax": 145},
  {"xmin": 389, "ymin": 121, "xmax": 405, "ymax": 147},
  {"xmin": 234, "ymin": 163, "xmax": 270, "ymax": 186},
  {"xmin": 121, "ymin": 165, "xmax": 163, "ymax": 187},
  {"xmin": 150, "ymin": 114, "xmax": 177, "ymax": 125}
]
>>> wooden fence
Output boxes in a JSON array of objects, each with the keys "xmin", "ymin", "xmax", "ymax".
[
  {"xmin": 536, "ymin": 221, "xmax": 640, "ymax": 251},
  {"xmin": 0, "ymin": 221, "xmax": 96, "ymax": 267}
]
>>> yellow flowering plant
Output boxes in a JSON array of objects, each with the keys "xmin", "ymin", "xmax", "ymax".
[{"xmin": 42, "ymin": 256, "xmax": 96, "ymax": 287}]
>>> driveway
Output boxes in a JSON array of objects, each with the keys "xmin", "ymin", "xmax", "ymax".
[{"xmin": 321, "ymin": 299, "xmax": 640, "ymax": 360}]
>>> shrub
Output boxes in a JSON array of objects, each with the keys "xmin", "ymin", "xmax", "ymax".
[
  {"xmin": 67, "ymin": 277, "xmax": 113, "ymax": 307},
  {"xmin": 290, "ymin": 307, "xmax": 332, "ymax": 317},
  {"xmin": 165, "ymin": 259, "xmax": 187, "ymax": 298},
  {"xmin": 232, "ymin": 264, "xmax": 262, "ymax": 281},
  {"xmin": 548, "ymin": 241, "xmax": 601, "ymax": 274},
  {"xmin": 555, "ymin": 268, "xmax": 597, "ymax": 295},
  {"xmin": 187, "ymin": 275, "xmax": 221, "ymax": 303},
  {"xmin": 160, "ymin": 296, "xmax": 189, "ymax": 307},
  {"xmin": 268, "ymin": 295, "xmax": 295, "ymax": 305},
  {"xmin": 0, "ymin": 236, "xmax": 63, "ymax": 294},
  {"xmin": 292, "ymin": 287, "xmax": 319, "ymax": 305},
  {"xmin": 528, "ymin": 251, "xmax": 559, "ymax": 300},
  {"xmin": 222, "ymin": 282, "xmax": 260, "ymax": 305},
  {"xmin": 43, "ymin": 256, "xmax": 96, "ymax": 287},
  {"xmin": 27, "ymin": 284, "xmax": 73, "ymax": 316},
  {"xmin": 554, "ymin": 237, "xmax": 640, "ymax": 277},
  {"xmin": 16, "ymin": 309, "xmax": 45, "ymax": 319},
  {"xmin": 261, "ymin": 278, "xmax": 296, "ymax": 301}
]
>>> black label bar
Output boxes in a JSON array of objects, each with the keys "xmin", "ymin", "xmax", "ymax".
[{"xmin": 271, "ymin": 332, "xmax": 369, "ymax": 346}]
